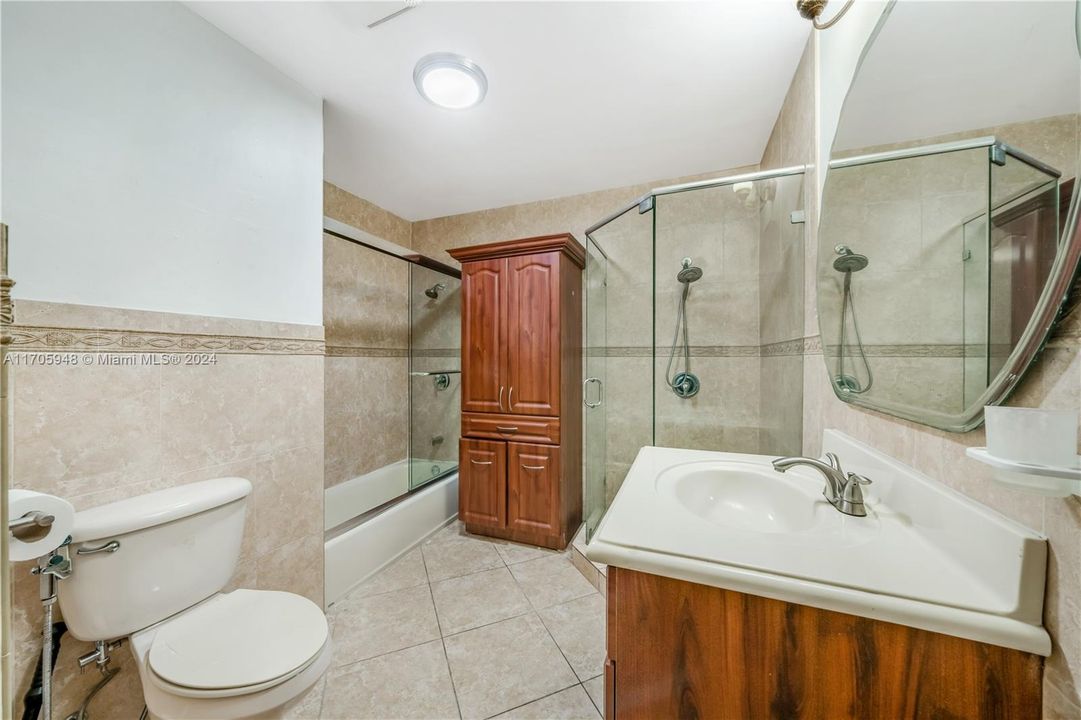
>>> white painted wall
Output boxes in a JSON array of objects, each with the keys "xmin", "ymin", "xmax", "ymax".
[
  {"xmin": 814, "ymin": 0, "xmax": 891, "ymax": 198},
  {"xmin": 1, "ymin": 2, "xmax": 323, "ymax": 325}
]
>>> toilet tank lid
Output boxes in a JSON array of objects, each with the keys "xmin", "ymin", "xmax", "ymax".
[{"xmin": 71, "ymin": 477, "xmax": 252, "ymax": 542}]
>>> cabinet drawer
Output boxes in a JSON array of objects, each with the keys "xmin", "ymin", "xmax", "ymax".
[{"xmin": 462, "ymin": 413, "xmax": 560, "ymax": 444}]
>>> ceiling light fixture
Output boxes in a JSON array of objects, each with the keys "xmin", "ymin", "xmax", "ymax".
[{"xmin": 413, "ymin": 52, "xmax": 487, "ymax": 110}]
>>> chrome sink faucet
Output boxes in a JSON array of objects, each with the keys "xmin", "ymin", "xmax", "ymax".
[{"xmin": 772, "ymin": 452, "xmax": 871, "ymax": 517}]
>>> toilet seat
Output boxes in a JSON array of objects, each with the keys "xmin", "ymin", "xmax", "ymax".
[{"xmin": 144, "ymin": 589, "xmax": 328, "ymax": 699}]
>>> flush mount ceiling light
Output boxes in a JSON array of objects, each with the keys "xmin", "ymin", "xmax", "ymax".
[{"xmin": 413, "ymin": 52, "xmax": 487, "ymax": 110}]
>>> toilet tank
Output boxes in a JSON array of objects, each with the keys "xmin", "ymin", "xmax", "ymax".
[{"xmin": 57, "ymin": 477, "xmax": 252, "ymax": 642}]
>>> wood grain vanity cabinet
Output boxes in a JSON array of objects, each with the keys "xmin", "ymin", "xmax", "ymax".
[
  {"xmin": 604, "ymin": 567, "xmax": 1042, "ymax": 720},
  {"xmin": 449, "ymin": 234, "xmax": 584, "ymax": 550}
]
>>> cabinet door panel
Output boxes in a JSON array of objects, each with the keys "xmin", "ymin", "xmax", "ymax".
[
  {"xmin": 505, "ymin": 253, "xmax": 560, "ymax": 416},
  {"xmin": 459, "ymin": 438, "xmax": 506, "ymax": 528},
  {"xmin": 461, "ymin": 259, "xmax": 507, "ymax": 413},
  {"xmin": 507, "ymin": 442, "xmax": 559, "ymax": 536}
]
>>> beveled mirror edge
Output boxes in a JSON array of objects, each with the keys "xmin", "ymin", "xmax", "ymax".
[{"xmin": 818, "ymin": 1, "xmax": 1081, "ymax": 433}]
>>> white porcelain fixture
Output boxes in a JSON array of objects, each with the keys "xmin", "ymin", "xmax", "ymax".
[
  {"xmin": 587, "ymin": 430, "xmax": 1050, "ymax": 655},
  {"xmin": 325, "ymin": 471, "xmax": 458, "ymax": 605},
  {"xmin": 57, "ymin": 478, "xmax": 332, "ymax": 719}
]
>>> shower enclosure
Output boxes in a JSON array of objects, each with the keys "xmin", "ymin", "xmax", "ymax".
[
  {"xmin": 322, "ymin": 218, "xmax": 461, "ymax": 535},
  {"xmin": 819, "ymin": 139, "xmax": 1063, "ymax": 421},
  {"xmin": 583, "ymin": 167, "xmax": 807, "ymax": 539}
]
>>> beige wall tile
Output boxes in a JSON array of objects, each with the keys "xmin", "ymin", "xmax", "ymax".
[
  {"xmin": 160, "ymin": 354, "xmax": 322, "ymax": 475},
  {"xmin": 7, "ymin": 301, "xmax": 326, "ymax": 715},
  {"xmin": 323, "ymin": 233, "xmax": 409, "ymax": 349},
  {"xmin": 12, "ymin": 361, "xmax": 161, "ymax": 499},
  {"xmin": 324, "ymin": 181, "xmax": 412, "ymax": 249},
  {"xmin": 12, "ymin": 299, "xmax": 325, "ymax": 341},
  {"xmin": 324, "ymin": 356, "xmax": 408, "ymax": 488},
  {"xmin": 257, "ymin": 533, "xmax": 325, "ymax": 608}
]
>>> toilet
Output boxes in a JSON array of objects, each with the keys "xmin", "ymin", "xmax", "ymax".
[{"xmin": 56, "ymin": 477, "xmax": 332, "ymax": 719}]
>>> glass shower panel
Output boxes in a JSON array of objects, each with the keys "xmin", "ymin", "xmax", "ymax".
[
  {"xmin": 583, "ymin": 204, "xmax": 653, "ymax": 526},
  {"xmin": 581, "ymin": 168, "xmax": 805, "ymax": 541},
  {"xmin": 583, "ymin": 238, "xmax": 607, "ymax": 541},
  {"xmin": 408, "ymin": 264, "xmax": 461, "ymax": 491},
  {"xmin": 652, "ymin": 174, "xmax": 805, "ymax": 457}
]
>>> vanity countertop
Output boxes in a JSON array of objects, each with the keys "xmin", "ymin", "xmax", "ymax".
[{"xmin": 586, "ymin": 430, "xmax": 1051, "ymax": 655}]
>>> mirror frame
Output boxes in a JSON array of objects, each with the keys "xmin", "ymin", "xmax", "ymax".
[{"xmin": 818, "ymin": 0, "xmax": 1081, "ymax": 432}]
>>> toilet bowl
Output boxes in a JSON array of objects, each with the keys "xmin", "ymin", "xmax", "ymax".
[
  {"xmin": 130, "ymin": 590, "xmax": 332, "ymax": 719},
  {"xmin": 56, "ymin": 478, "xmax": 332, "ymax": 719}
]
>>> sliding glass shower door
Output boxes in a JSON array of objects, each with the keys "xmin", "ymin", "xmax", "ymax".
[{"xmin": 409, "ymin": 263, "xmax": 462, "ymax": 490}]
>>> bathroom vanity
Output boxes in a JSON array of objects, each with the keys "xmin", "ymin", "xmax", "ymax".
[{"xmin": 588, "ymin": 433, "xmax": 1050, "ymax": 719}]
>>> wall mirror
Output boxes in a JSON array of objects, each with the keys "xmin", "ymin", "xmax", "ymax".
[{"xmin": 818, "ymin": 0, "xmax": 1081, "ymax": 432}]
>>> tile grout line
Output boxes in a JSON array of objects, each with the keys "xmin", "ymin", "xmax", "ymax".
[
  {"xmin": 422, "ymin": 534, "xmax": 466, "ymax": 720},
  {"xmin": 482, "ymin": 680, "xmax": 588, "ymax": 720},
  {"xmin": 440, "ymin": 608, "xmax": 535, "ymax": 641},
  {"xmin": 582, "ymin": 674, "xmax": 604, "ymax": 717},
  {"xmin": 503, "ymin": 551, "xmax": 583, "ymax": 689},
  {"xmin": 325, "ymin": 525, "xmax": 601, "ymax": 719}
]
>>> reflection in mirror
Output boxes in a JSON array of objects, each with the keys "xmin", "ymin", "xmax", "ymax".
[{"xmin": 818, "ymin": 0, "xmax": 1080, "ymax": 431}]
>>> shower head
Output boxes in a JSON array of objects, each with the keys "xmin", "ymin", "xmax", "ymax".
[
  {"xmin": 424, "ymin": 283, "xmax": 446, "ymax": 299},
  {"xmin": 676, "ymin": 258, "xmax": 703, "ymax": 283},
  {"xmin": 833, "ymin": 245, "xmax": 868, "ymax": 273}
]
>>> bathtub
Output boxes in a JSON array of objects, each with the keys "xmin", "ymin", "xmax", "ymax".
[{"xmin": 324, "ymin": 461, "xmax": 458, "ymax": 605}]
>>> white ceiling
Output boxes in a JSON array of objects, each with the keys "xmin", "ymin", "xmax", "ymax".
[
  {"xmin": 835, "ymin": 0, "xmax": 1081, "ymax": 152},
  {"xmin": 187, "ymin": 1, "xmax": 810, "ymax": 221}
]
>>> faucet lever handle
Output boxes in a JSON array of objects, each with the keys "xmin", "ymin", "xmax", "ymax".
[
  {"xmin": 846, "ymin": 472, "xmax": 871, "ymax": 485},
  {"xmin": 840, "ymin": 472, "xmax": 872, "ymax": 512},
  {"xmin": 824, "ymin": 452, "xmax": 843, "ymax": 474}
]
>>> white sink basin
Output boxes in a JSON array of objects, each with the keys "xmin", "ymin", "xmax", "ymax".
[
  {"xmin": 663, "ymin": 462, "xmax": 820, "ymax": 534},
  {"xmin": 586, "ymin": 431, "xmax": 1050, "ymax": 656}
]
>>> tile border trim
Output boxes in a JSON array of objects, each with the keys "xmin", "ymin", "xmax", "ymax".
[
  {"xmin": 326, "ymin": 346, "xmax": 408, "ymax": 358},
  {"xmin": 4, "ymin": 324, "xmax": 326, "ymax": 355}
]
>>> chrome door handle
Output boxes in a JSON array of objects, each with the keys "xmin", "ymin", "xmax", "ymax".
[
  {"xmin": 522, "ymin": 465, "xmax": 545, "ymax": 471},
  {"xmin": 76, "ymin": 540, "xmax": 120, "ymax": 555},
  {"xmin": 496, "ymin": 426, "xmax": 518, "ymax": 434},
  {"xmin": 498, "ymin": 386, "xmax": 505, "ymax": 411},
  {"xmin": 470, "ymin": 459, "xmax": 493, "ymax": 466},
  {"xmin": 584, "ymin": 377, "xmax": 603, "ymax": 408}
]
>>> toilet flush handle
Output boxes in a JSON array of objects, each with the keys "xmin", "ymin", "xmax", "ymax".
[{"xmin": 76, "ymin": 540, "xmax": 120, "ymax": 555}]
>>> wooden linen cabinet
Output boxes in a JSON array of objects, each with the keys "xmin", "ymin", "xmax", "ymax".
[{"xmin": 449, "ymin": 234, "xmax": 584, "ymax": 550}]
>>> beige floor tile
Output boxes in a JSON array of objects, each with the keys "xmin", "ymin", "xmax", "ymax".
[
  {"xmin": 349, "ymin": 548, "xmax": 429, "ymax": 600},
  {"xmin": 493, "ymin": 685, "xmax": 601, "ymax": 719},
  {"xmin": 321, "ymin": 640, "xmax": 460, "ymax": 720},
  {"xmin": 493, "ymin": 540, "xmax": 561, "ymax": 565},
  {"xmin": 583, "ymin": 676, "xmax": 604, "ymax": 715},
  {"xmin": 422, "ymin": 527, "xmax": 505, "ymax": 582},
  {"xmin": 282, "ymin": 675, "xmax": 325, "ymax": 719},
  {"xmin": 509, "ymin": 555, "xmax": 598, "ymax": 610},
  {"xmin": 432, "ymin": 567, "xmax": 531, "ymax": 636},
  {"xmin": 443, "ymin": 613, "xmax": 577, "ymax": 720},
  {"xmin": 538, "ymin": 594, "xmax": 606, "ymax": 681},
  {"xmin": 330, "ymin": 584, "xmax": 440, "ymax": 665}
]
